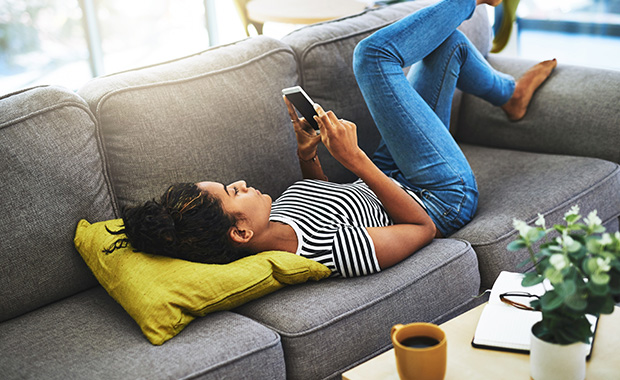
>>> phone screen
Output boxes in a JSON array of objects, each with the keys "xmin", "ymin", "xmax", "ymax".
[{"xmin": 282, "ymin": 86, "xmax": 319, "ymax": 130}]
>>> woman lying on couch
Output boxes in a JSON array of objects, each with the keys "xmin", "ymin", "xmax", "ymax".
[{"xmin": 107, "ymin": 0, "xmax": 556, "ymax": 277}]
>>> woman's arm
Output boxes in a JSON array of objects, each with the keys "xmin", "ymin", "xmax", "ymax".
[
  {"xmin": 314, "ymin": 105, "xmax": 436, "ymax": 269},
  {"xmin": 297, "ymin": 150, "xmax": 328, "ymax": 182},
  {"xmin": 284, "ymin": 96, "xmax": 328, "ymax": 181}
]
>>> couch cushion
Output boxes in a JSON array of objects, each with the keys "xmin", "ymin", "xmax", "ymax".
[
  {"xmin": 282, "ymin": 0, "xmax": 491, "ymax": 183},
  {"xmin": 453, "ymin": 144, "xmax": 620, "ymax": 288},
  {"xmin": 456, "ymin": 56, "xmax": 620, "ymax": 165},
  {"xmin": 0, "ymin": 287, "xmax": 286, "ymax": 380},
  {"xmin": 236, "ymin": 238, "xmax": 479, "ymax": 380},
  {"xmin": 78, "ymin": 36, "xmax": 301, "ymax": 209},
  {"xmin": 0, "ymin": 86, "xmax": 116, "ymax": 322}
]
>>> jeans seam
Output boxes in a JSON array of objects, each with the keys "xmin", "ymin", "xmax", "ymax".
[
  {"xmin": 430, "ymin": 42, "xmax": 468, "ymax": 113},
  {"xmin": 376, "ymin": 60, "xmax": 466, "ymax": 196}
]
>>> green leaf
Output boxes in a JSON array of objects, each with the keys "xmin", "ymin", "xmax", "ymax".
[
  {"xmin": 591, "ymin": 271, "xmax": 610, "ymax": 285},
  {"xmin": 527, "ymin": 228, "xmax": 546, "ymax": 243},
  {"xmin": 564, "ymin": 293, "xmax": 587, "ymax": 311},
  {"xmin": 539, "ymin": 247, "xmax": 554, "ymax": 257},
  {"xmin": 567, "ymin": 239, "xmax": 582, "ymax": 253},
  {"xmin": 553, "ymin": 224, "xmax": 566, "ymax": 235},
  {"xmin": 557, "ymin": 318, "xmax": 593, "ymax": 344},
  {"xmin": 586, "ymin": 238, "xmax": 602, "ymax": 254},
  {"xmin": 548, "ymin": 245, "xmax": 564, "ymax": 253},
  {"xmin": 540, "ymin": 291, "xmax": 563, "ymax": 311},
  {"xmin": 522, "ymin": 272, "xmax": 544, "ymax": 287},
  {"xmin": 587, "ymin": 281, "xmax": 609, "ymax": 296},
  {"xmin": 588, "ymin": 296, "xmax": 616, "ymax": 315},
  {"xmin": 544, "ymin": 267, "xmax": 564, "ymax": 284},
  {"xmin": 565, "ymin": 214, "xmax": 581, "ymax": 224},
  {"xmin": 600, "ymin": 296, "xmax": 616, "ymax": 314},
  {"xmin": 608, "ymin": 272, "xmax": 620, "ymax": 293},
  {"xmin": 573, "ymin": 222, "xmax": 588, "ymax": 232},
  {"xmin": 584, "ymin": 258, "xmax": 598, "ymax": 275},
  {"xmin": 555, "ymin": 280, "xmax": 576, "ymax": 297},
  {"xmin": 569, "ymin": 245, "xmax": 587, "ymax": 260},
  {"xmin": 507, "ymin": 239, "xmax": 527, "ymax": 252}
]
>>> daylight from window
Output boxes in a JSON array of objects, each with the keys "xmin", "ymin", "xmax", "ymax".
[{"xmin": 1, "ymin": 0, "xmax": 619, "ymax": 94}]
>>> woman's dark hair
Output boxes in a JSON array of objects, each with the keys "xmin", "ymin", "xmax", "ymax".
[{"xmin": 105, "ymin": 183, "xmax": 251, "ymax": 264}]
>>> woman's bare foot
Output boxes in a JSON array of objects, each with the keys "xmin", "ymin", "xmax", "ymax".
[
  {"xmin": 501, "ymin": 59, "xmax": 557, "ymax": 121},
  {"xmin": 477, "ymin": 0, "xmax": 502, "ymax": 6}
]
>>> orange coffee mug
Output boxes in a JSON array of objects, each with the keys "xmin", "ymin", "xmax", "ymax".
[{"xmin": 391, "ymin": 322, "xmax": 447, "ymax": 380}]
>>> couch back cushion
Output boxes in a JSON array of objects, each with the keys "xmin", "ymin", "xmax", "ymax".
[
  {"xmin": 79, "ymin": 36, "xmax": 300, "ymax": 209},
  {"xmin": 282, "ymin": 0, "xmax": 491, "ymax": 183},
  {"xmin": 0, "ymin": 86, "xmax": 116, "ymax": 322},
  {"xmin": 456, "ymin": 56, "xmax": 620, "ymax": 164}
]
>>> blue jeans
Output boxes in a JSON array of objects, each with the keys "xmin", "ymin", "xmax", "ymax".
[{"xmin": 353, "ymin": 0, "xmax": 515, "ymax": 236}]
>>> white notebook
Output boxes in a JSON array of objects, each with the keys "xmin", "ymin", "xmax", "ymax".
[{"xmin": 471, "ymin": 271, "xmax": 598, "ymax": 358}]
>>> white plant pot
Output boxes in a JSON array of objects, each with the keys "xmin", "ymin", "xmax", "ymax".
[{"xmin": 530, "ymin": 327, "xmax": 588, "ymax": 380}]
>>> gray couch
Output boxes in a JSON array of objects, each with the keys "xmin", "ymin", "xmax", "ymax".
[{"xmin": 1, "ymin": 2, "xmax": 619, "ymax": 379}]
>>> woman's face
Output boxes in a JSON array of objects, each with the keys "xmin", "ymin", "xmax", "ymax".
[{"xmin": 195, "ymin": 180, "xmax": 272, "ymax": 230}]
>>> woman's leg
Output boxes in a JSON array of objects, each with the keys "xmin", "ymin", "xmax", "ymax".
[
  {"xmin": 369, "ymin": 29, "xmax": 516, "ymax": 196},
  {"xmin": 407, "ymin": 29, "xmax": 515, "ymax": 127},
  {"xmin": 353, "ymin": 0, "xmax": 491, "ymax": 235}
]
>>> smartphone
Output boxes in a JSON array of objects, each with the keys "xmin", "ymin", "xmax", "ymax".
[{"xmin": 282, "ymin": 86, "xmax": 319, "ymax": 130}]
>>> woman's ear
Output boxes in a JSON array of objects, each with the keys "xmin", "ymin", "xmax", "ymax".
[{"xmin": 228, "ymin": 225, "xmax": 254, "ymax": 245}]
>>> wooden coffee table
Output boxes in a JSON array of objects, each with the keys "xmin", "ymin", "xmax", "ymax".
[{"xmin": 342, "ymin": 304, "xmax": 620, "ymax": 379}]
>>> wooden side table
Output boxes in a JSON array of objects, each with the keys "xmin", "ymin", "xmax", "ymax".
[
  {"xmin": 246, "ymin": 0, "xmax": 369, "ymax": 25},
  {"xmin": 342, "ymin": 305, "xmax": 620, "ymax": 380}
]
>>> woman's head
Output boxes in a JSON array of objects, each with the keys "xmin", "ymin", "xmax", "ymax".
[
  {"xmin": 195, "ymin": 180, "xmax": 272, "ymax": 243},
  {"xmin": 107, "ymin": 181, "xmax": 264, "ymax": 264}
]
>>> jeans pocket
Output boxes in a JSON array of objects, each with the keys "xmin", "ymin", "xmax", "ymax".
[
  {"xmin": 416, "ymin": 188, "xmax": 466, "ymax": 235},
  {"xmin": 421, "ymin": 189, "xmax": 459, "ymax": 217}
]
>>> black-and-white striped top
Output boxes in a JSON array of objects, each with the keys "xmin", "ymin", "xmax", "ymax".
[{"xmin": 269, "ymin": 179, "xmax": 424, "ymax": 277}]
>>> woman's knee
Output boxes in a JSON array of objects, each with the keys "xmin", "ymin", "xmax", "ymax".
[
  {"xmin": 436, "ymin": 30, "xmax": 469, "ymax": 56},
  {"xmin": 353, "ymin": 35, "xmax": 404, "ymax": 81},
  {"xmin": 446, "ymin": 29, "xmax": 469, "ymax": 46},
  {"xmin": 352, "ymin": 37, "xmax": 377, "ymax": 76}
]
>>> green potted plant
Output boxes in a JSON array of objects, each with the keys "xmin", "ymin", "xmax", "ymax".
[{"xmin": 509, "ymin": 205, "xmax": 620, "ymax": 380}]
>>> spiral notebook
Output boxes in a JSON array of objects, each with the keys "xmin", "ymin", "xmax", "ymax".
[{"xmin": 471, "ymin": 271, "xmax": 598, "ymax": 359}]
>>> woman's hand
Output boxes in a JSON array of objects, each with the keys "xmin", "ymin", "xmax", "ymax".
[
  {"xmin": 313, "ymin": 105, "xmax": 366, "ymax": 171},
  {"xmin": 284, "ymin": 96, "xmax": 321, "ymax": 160}
]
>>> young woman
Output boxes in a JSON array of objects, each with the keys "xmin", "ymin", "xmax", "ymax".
[{"xmin": 109, "ymin": 0, "xmax": 556, "ymax": 277}]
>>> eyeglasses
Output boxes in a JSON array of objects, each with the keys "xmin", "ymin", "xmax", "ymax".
[{"xmin": 499, "ymin": 291, "xmax": 540, "ymax": 311}]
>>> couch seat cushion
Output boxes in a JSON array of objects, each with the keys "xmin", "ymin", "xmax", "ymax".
[
  {"xmin": 236, "ymin": 238, "xmax": 479, "ymax": 380},
  {"xmin": 454, "ymin": 144, "xmax": 620, "ymax": 288},
  {"xmin": 0, "ymin": 287, "xmax": 285, "ymax": 380}
]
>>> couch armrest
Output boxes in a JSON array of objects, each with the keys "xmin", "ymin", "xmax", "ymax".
[{"xmin": 455, "ymin": 56, "xmax": 620, "ymax": 164}]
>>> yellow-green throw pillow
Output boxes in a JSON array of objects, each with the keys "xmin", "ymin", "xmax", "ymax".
[{"xmin": 74, "ymin": 219, "xmax": 331, "ymax": 345}]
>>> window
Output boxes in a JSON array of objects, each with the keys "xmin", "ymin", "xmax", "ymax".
[
  {"xmin": 95, "ymin": 0, "xmax": 209, "ymax": 75},
  {"xmin": 1, "ymin": 0, "xmax": 247, "ymax": 93},
  {"xmin": 495, "ymin": 0, "xmax": 620, "ymax": 71},
  {"xmin": 1, "ymin": 0, "xmax": 90, "ymax": 91}
]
